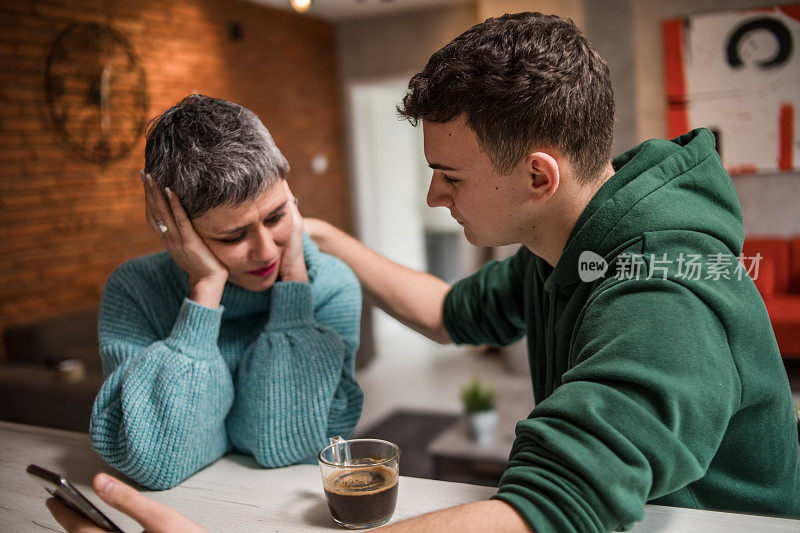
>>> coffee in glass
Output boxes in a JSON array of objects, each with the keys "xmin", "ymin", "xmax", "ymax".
[{"xmin": 319, "ymin": 438, "xmax": 400, "ymax": 529}]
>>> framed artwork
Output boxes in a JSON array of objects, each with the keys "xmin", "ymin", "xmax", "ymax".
[{"xmin": 663, "ymin": 5, "xmax": 800, "ymax": 175}]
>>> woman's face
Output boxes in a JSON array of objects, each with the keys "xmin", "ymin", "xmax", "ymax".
[{"xmin": 191, "ymin": 181, "xmax": 293, "ymax": 292}]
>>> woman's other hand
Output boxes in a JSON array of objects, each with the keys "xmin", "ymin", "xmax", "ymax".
[
  {"xmin": 277, "ymin": 180, "xmax": 309, "ymax": 283},
  {"xmin": 46, "ymin": 473, "xmax": 208, "ymax": 533},
  {"xmin": 142, "ymin": 171, "xmax": 228, "ymax": 308}
]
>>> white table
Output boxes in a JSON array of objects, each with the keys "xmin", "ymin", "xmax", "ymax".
[{"xmin": 1, "ymin": 421, "xmax": 798, "ymax": 532}]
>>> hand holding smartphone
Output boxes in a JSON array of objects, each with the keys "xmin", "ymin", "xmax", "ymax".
[{"xmin": 27, "ymin": 464, "xmax": 125, "ymax": 532}]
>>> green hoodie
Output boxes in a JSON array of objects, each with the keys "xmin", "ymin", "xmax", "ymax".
[{"xmin": 443, "ymin": 129, "xmax": 800, "ymax": 532}]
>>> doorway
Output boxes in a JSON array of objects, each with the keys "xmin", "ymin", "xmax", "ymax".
[{"xmin": 347, "ymin": 78, "xmax": 468, "ymax": 358}]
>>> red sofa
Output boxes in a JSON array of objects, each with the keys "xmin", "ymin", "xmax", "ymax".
[{"xmin": 742, "ymin": 237, "xmax": 800, "ymax": 359}]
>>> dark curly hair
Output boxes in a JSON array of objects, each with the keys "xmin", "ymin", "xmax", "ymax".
[{"xmin": 398, "ymin": 12, "xmax": 614, "ymax": 182}]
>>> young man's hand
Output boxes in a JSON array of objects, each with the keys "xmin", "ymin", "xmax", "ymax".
[
  {"xmin": 278, "ymin": 180, "xmax": 309, "ymax": 283},
  {"xmin": 303, "ymin": 217, "xmax": 335, "ymax": 253},
  {"xmin": 302, "ymin": 217, "xmax": 453, "ymax": 344},
  {"xmin": 46, "ymin": 473, "xmax": 208, "ymax": 533}
]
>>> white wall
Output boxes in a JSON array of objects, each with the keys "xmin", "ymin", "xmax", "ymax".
[
  {"xmin": 732, "ymin": 173, "xmax": 800, "ymax": 236},
  {"xmin": 337, "ymin": 3, "xmax": 477, "ymax": 84}
]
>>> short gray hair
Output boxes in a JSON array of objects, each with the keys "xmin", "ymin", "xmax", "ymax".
[{"xmin": 144, "ymin": 94, "xmax": 290, "ymax": 218}]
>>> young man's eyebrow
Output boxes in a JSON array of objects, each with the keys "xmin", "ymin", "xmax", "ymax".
[
  {"xmin": 217, "ymin": 201, "xmax": 287, "ymax": 234},
  {"xmin": 428, "ymin": 163, "xmax": 460, "ymax": 171}
]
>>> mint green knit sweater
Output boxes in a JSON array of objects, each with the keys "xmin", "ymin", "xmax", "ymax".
[{"xmin": 90, "ymin": 235, "xmax": 363, "ymax": 490}]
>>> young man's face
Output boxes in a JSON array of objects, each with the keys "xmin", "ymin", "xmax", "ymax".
[{"xmin": 422, "ymin": 116, "xmax": 530, "ymax": 247}]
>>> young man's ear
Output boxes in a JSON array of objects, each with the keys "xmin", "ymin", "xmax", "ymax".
[{"xmin": 525, "ymin": 152, "xmax": 560, "ymax": 201}]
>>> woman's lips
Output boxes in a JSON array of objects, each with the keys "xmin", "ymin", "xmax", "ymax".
[{"xmin": 247, "ymin": 262, "xmax": 278, "ymax": 277}]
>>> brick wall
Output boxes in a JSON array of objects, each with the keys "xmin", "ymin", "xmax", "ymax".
[{"xmin": 0, "ymin": 0, "xmax": 351, "ymax": 360}]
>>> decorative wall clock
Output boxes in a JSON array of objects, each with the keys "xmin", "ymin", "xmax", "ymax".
[{"xmin": 45, "ymin": 23, "xmax": 148, "ymax": 165}]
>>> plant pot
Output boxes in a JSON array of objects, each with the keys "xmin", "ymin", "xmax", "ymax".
[{"xmin": 467, "ymin": 409, "xmax": 497, "ymax": 445}]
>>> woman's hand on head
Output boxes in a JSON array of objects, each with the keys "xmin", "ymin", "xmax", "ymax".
[
  {"xmin": 46, "ymin": 473, "xmax": 208, "ymax": 533},
  {"xmin": 142, "ymin": 171, "xmax": 228, "ymax": 308},
  {"xmin": 277, "ymin": 181, "xmax": 309, "ymax": 283}
]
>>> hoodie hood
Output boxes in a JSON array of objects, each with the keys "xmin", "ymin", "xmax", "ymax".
[{"xmin": 544, "ymin": 128, "xmax": 744, "ymax": 290}]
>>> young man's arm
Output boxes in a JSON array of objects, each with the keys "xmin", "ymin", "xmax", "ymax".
[
  {"xmin": 379, "ymin": 500, "xmax": 532, "ymax": 533},
  {"xmin": 305, "ymin": 218, "xmax": 452, "ymax": 344}
]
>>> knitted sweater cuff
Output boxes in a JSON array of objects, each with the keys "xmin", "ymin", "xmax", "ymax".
[
  {"xmin": 165, "ymin": 298, "xmax": 224, "ymax": 358},
  {"xmin": 265, "ymin": 282, "xmax": 314, "ymax": 330}
]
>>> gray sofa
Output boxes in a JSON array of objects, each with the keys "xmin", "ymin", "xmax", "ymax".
[{"xmin": 0, "ymin": 308, "xmax": 103, "ymax": 432}]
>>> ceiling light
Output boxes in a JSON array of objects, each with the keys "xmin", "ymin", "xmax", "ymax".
[{"xmin": 290, "ymin": 0, "xmax": 311, "ymax": 12}]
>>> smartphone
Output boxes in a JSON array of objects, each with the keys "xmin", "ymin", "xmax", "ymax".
[{"xmin": 27, "ymin": 464, "xmax": 125, "ymax": 532}]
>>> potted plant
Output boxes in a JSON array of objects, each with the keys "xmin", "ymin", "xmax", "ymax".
[{"xmin": 460, "ymin": 378, "xmax": 497, "ymax": 445}]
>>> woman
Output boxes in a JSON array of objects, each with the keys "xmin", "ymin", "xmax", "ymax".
[{"xmin": 89, "ymin": 94, "xmax": 363, "ymax": 490}]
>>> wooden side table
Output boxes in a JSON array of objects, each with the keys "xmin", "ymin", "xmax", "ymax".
[{"xmin": 427, "ymin": 377, "xmax": 534, "ymax": 485}]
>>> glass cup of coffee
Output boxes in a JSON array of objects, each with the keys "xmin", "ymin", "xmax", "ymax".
[{"xmin": 318, "ymin": 437, "xmax": 400, "ymax": 529}]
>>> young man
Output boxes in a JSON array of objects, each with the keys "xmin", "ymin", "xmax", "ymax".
[
  {"xmin": 312, "ymin": 10, "xmax": 800, "ymax": 530},
  {"xmin": 48, "ymin": 11, "xmax": 799, "ymax": 533}
]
